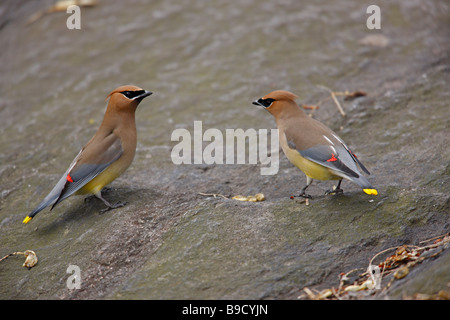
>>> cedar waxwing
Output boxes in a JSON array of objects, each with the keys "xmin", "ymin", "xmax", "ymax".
[
  {"xmin": 253, "ymin": 90, "xmax": 377, "ymax": 198},
  {"xmin": 23, "ymin": 85, "xmax": 152, "ymax": 224}
]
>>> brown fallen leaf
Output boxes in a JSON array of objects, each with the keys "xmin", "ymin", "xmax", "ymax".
[
  {"xmin": 23, "ymin": 250, "xmax": 38, "ymax": 268},
  {"xmin": 232, "ymin": 193, "xmax": 265, "ymax": 202},
  {"xmin": 302, "ymin": 104, "xmax": 320, "ymax": 110},
  {"xmin": 343, "ymin": 91, "xmax": 367, "ymax": 101},
  {"xmin": 394, "ymin": 266, "xmax": 409, "ymax": 279},
  {"xmin": 0, "ymin": 250, "xmax": 38, "ymax": 269},
  {"xmin": 28, "ymin": 0, "xmax": 99, "ymax": 25},
  {"xmin": 359, "ymin": 34, "xmax": 390, "ymax": 47}
]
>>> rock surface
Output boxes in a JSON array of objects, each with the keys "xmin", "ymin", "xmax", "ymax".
[{"xmin": 0, "ymin": 0, "xmax": 449, "ymax": 299}]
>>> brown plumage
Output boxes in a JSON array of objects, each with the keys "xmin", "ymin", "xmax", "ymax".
[
  {"xmin": 253, "ymin": 90, "xmax": 377, "ymax": 198},
  {"xmin": 23, "ymin": 85, "xmax": 152, "ymax": 224}
]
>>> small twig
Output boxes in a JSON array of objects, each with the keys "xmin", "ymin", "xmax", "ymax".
[
  {"xmin": 198, "ymin": 192, "xmax": 229, "ymax": 199},
  {"xmin": 337, "ymin": 268, "xmax": 361, "ymax": 295},
  {"xmin": 302, "ymin": 287, "xmax": 317, "ymax": 300},
  {"xmin": 316, "ymin": 85, "xmax": 346, "ymax": 117},
  {"xmin": 368, "ymin": 246, "xmax": 399, "ymax": 267},
  {"xmin": 330, "ymin": 92, "xmax": 346, "ymax": 117},
  {"xmin": 418, "ymin": 233, "xmax": 449, "ymax": 244},
  {"xmin": 0, "ymin": 250, "xmax": 38, "ymax": 268},
  {"xmin": 0, "ymin": 253, "xmax": 14, "ymax": 263}
]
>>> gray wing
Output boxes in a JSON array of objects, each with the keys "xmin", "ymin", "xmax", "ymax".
[{"xmin": 28, "ymin": 135, "xmax": 123, "ymax": 219}]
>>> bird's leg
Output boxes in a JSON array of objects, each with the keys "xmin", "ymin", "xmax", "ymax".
[
  {"xmin": 295, "ymin": 176, "xmax": 313, "ymax": 199},
  {"xmin": 85, "ymin": 186, "xmax": 112, "ymax": 203},
  {"xmin": 95, "ymin": 191, "xmax": 127, "ymax": 213},
  {"xmin": 336, "ymin": 179, "xmax": 343, "ymax": 193},
  {"xmin": 325, "ymin": 179, "xmax": 344, "ymax": 195}
]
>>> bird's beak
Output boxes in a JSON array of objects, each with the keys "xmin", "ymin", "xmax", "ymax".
[
  {"xmin": 133, "ymin": 90, "xmax": 153, "ymax": 101},
  {"xmin": 252, "ymin": 99, "xmax": 263, "ymax": 107}
]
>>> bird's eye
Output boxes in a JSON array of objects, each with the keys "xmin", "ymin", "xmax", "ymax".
[
  {"xmin": 121, "ymin": 90, "xmax": 145, "ymax": 99},
  {"xmin": 259, "ymin": 98, "xmax": 275, "ymax": 108},
  {"xmin": 121, "ymin": 91, "xmax": 133, "ymax": 99}
]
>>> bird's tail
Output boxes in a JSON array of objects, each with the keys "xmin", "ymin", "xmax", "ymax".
[
  {"xmin": 363, "ymin": 188, "xmax": 378, "ymax": 195},
  {"xmin": 22, "ymin": 174, "xmax": 68, "ymax": 224},
  {"xmin": 23, "ymin": 196, "xmax": 57, "ymax": 224},
  {"xmin": 345, "ymin": 174, "xmax": 378, "ymax": 196}
]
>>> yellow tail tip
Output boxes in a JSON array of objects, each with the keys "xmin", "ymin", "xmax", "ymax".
[
  {"xmin": 23, "ymin": 216, "xmax": 32, "ymax": 224},
  {"xmin": 363, "ymin": 189, "xmax": 378, "ymax": 196}
]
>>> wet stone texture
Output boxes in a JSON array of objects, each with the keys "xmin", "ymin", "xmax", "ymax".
[{"xmin": 0, "ymin": 1, "xmax": 449, "ymax": 299}]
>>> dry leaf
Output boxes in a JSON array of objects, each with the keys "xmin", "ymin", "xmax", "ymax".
[
  {"xmin": 302, "ymin": 104, "xmax": 320, "ymax": 110},
  {"xmin": 343, "ymin": 91, "xmax": 367, "ymax": 101},
  {"xmin": 232, "ymin": 193, "xmax": 265, "ymax": 202},
  {"xmin": 394, "ymin": 266, "xmax": 409, "ymax": 280},
  {"xmin": 0, "ymin": 250, "xmax": 38, "ymax": 269},
  {"xmin": 23, "ymin": 250, "xmax": 38, "ymax": 268},
  {"xmin": 359, "ymin": 34, "xmax": 390, "ymax": 47}
]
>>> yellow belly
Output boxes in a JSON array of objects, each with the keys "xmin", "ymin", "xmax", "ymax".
[
  {"xmin": 283, "ymin": 146, "xmax": 341, "ymax": 181},
  {"xmin": 76, "ymin": 160, "xmax": 129, "ymax": 195}
]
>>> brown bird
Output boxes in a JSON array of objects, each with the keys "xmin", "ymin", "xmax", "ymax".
[
  {"xmin": 253, "ymin": 90, "xmax": 377, "ymax": 198},
  {"xmin": 23, "ymin": 85, "xmax": 152, "ymax": 224}
]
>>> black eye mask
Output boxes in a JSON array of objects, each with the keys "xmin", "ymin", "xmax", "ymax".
[{"xmin": 253, "ymin": 98, "xmax": 275, "ymax": 108}]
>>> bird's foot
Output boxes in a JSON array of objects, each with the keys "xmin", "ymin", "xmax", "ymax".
[
  {"xmin": 325, "ymin": 187, "xmax": 344, "ymax": 195},
  {"xmin": 99, "ymin": 201, "xmax": 128, "ymax": 214},
  {"xmin": 291, "ymin": 192, "xmax": 312, "ymax": 199}
]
